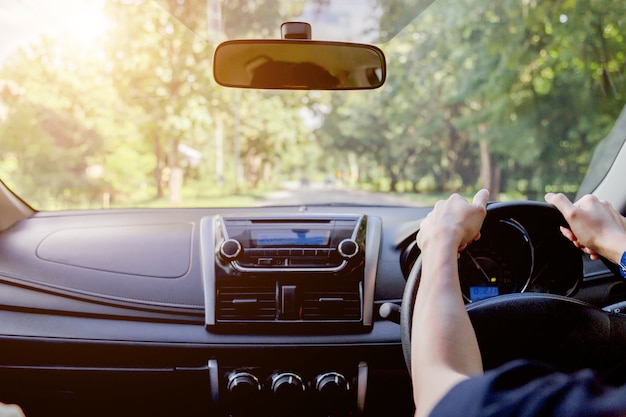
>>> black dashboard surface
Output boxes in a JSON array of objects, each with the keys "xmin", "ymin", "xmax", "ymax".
[
  {"xmin": 0, "ymin": 204, "xmax": 619, "ymax": 417},
  {"xmin": 0, "ymin": 206, "xmax": 423, "ymax": 320},
  {"xmin": 0, "ymin": 205, "xmax": 426, "ymax": 417}
]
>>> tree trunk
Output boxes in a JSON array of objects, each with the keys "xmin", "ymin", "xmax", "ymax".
[
  {"xmin": 154, "ymin": 131, "xmax": 164, "ymax": 199},
  {"xmin": 168, "ymin": 140, "xmax": 183, "ymax": 205},
  {"xmin": 492, "ymin": 165, "xmax": 501, "ymax": 201},
  {"xmin": 479, "ymin": 139, "xmax": 492, "ymax": 191},
  {"xmin": 347, "ymin": 152, "xmax": 359, "ymax": 186},
  {"xmin": 389, "ymin": 170, "xmax": 398, "ymax": 192},
  {"xmin": 479, "ymin": 139, "xmax": 499, "ymax": 200}
]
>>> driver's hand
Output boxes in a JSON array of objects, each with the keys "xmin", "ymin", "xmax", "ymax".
[
  {"xmin": 545, "ymin": 193, "xmax": 626, "ymax": 264},
  {"xmin": 0, "ymin": 403, "xmax": 25, "ymax": 417},
  {"xmin": 416, "ymin": 189, "xmax": 489, "ymax": 254}
]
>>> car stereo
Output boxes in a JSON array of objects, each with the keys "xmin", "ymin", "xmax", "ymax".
[{"xmin": 201, "ymin": 214, "xmax": 381, "ymax": 330}]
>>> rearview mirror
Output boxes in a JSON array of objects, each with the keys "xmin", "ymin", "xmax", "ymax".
[{"xmin": 213, "ymin": 40, "xmax": 386, "ymax": 90}]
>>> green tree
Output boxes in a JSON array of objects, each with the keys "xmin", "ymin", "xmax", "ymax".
[{"xmin": 0, "ymin": 35, "xmax": 150, "ymax": 208}]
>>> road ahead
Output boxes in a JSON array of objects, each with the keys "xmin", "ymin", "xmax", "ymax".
[{"xmin": 257, "ymin": 183, "xmax": 427, "ymax": 207}]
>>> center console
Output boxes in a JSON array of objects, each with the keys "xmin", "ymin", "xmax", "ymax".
[
  {"xmin": 202, "ymin": 214, "xmax": 381, "ymax": 330},
  {"xmin": 200, "ymin": 214, "xmax": 382, "ymax": 416}
]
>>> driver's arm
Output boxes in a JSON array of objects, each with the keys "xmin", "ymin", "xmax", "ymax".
[{"xmin": 411, "ymin": 189, "xmax": 489, "ymax": 417}]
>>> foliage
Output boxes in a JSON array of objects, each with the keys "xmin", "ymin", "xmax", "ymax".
[
  {"xmin": 320, "ymin": 0, "xmax": 626, "ymax": 197},
  {"xmin": 1, "ymin": 0, "xmax": 625, "ymax": 209}
]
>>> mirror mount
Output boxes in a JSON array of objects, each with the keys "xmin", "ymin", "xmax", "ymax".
[{"xmin": 281, "ymin": 22, "xmax": 312, "ymax": 40}]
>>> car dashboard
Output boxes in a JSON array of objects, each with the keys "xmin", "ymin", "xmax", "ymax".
[{"xmin": 0, "ymin": 204, "xmax": 621, "ymax": 417}]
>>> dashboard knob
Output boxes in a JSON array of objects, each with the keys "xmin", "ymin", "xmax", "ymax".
[
  {"xmin": 338, "ymin": 239, "xmax": 359, "ymax": 259},
  {"xmin": 270, "ymin": 372, "xmax": 305, "ymax": 401},
  {"xmin": 315, "ymin": 372, "xmax": 350, "ymax": 400},
  {"xmin": 220, "ymin": 239, "xmax": 242, "ymax": 261},
  {"xmin": 226, "ymin": 371, "xmax": 261, "ymax": 400}
]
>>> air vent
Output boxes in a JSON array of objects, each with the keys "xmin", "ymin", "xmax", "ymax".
[
  {"xmin": 217, "ymin": 285, "xmax": 277, "ymax": 321},
  {"xmin": 301, "ymin": 283, "xmax": 362, "ymax": 321}
]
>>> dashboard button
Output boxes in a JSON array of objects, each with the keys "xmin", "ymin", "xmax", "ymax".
[
  {"xmin": 220, "ymin": 239, "xmax": 242, "ymax": 260},
  {"xmin": 316, "ymin": 372, "xmax": 349, "ymax": 397},
  {"xmin": 226, "ymin": 371, "xmax": 261, "ymax": 400},
  {"xmin": 338, "ymin": 239, "xmax": 359, "ymax": 259},
  {"xmin": 270, "ymin": 372, "xmax": 305, "ymax": 401}
]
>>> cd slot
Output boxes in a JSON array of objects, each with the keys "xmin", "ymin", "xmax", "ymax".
[{"xmin": 239, "ymin": 248, "xmax": 340, "ymax": 269}]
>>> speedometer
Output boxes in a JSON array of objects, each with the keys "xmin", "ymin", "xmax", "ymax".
[
  {"xmin": 458, "ymin": 218, "xmax": 533, "ymax": 303},
  {"xmin": 459, "ymin": 250, "xmax": 518, "ymax": 302}
]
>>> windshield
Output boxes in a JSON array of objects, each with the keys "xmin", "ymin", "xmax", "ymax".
[{"xmin": 1, "ymin": 0, "xmax": 625, "ymax": 210}]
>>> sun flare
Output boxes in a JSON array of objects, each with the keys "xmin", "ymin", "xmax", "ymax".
[
  {"xmin": 8, "ymin": 0, "xmax": 109, "ymax": 47},
  {"xmin": 43, "ymin": 0, "xmax": 109, "ymax": 44}
]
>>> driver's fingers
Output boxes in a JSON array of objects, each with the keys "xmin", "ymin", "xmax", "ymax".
[
  {"xmin": 559, "ymin": 226, "xmax": 576, "ymax": 243},
  {"xmin": 472, "ymin": 189, "xmax": 489, "ymax": 208},
  {"xmin": 0, "ymin": 404, "xmax": 25, "ymax": 417},
  {"xmin": 545, "ymin": 192, "xmax": 575, "ymax": 217}
]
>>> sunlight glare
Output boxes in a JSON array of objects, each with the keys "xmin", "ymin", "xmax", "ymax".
[
  {"xmin": 43, "ymin": 0, "xmax": 109, "ymax": 45},
  {"xmin": 3, "ymin": 0, "xmax": 109, "ymax": 50}
]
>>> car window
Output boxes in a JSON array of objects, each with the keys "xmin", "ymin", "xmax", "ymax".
[{"xmin": 0, "ymin": 0, "xmax": 625, "ymax": 210}]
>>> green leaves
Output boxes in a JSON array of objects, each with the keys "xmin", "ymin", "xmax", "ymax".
[
  {"xmin": 320, "ymin": 0, "xmax": 626, "ymax": 197},
  {"xmin": 1, "ymin": 0, "xmax": 625, "ymax": 208}
]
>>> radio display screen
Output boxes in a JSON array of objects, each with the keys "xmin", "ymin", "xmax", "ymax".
[{"xmin": 251, "ymin": 229, "xmax": 331, "ymax": 246}]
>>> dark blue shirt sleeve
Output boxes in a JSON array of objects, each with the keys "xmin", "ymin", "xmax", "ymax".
[{"xmin": 429, "ymin": 360, "xmax": 626, "ymax": 417}]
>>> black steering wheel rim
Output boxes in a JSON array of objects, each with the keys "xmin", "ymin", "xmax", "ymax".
[{"xmin": 400, "ymin": 201, "xmax": 626, "ymax": 375}]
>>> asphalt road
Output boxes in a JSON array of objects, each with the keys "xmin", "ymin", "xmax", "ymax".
[{"xmin": 257, "ymin": 183, "xmax": 426, "ymax": 207}]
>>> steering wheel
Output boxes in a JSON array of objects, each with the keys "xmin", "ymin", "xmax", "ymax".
[{"xmin": 401, "ymin": 201, "xmax": 626, "ymax": 377}]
